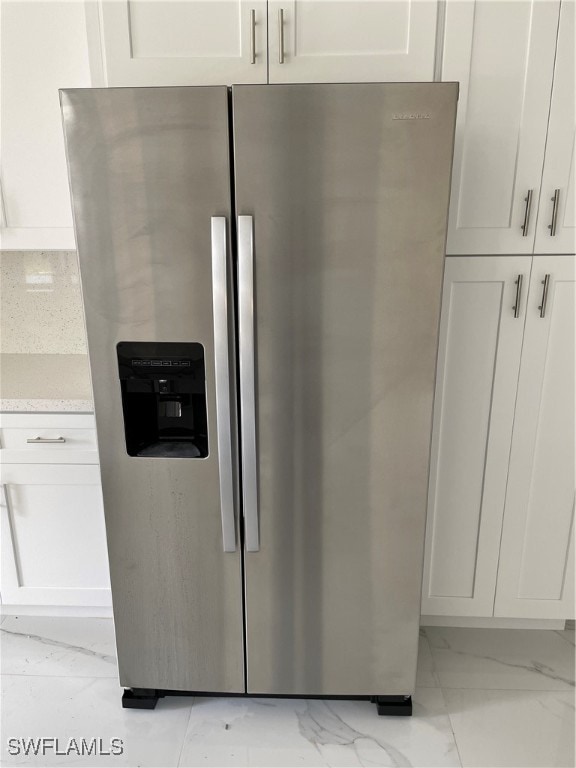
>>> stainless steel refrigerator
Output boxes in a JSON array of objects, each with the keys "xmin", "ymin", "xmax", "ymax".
[{"xmin": 61, "ymin": 84, "xmax": 457, "ymax": 714}]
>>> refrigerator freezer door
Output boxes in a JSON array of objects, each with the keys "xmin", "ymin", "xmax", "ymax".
[
  {"xmin": 233, "ymin": 83, "xmax": 457, "ymax": 695},
  {"xmin": 61, "ymin": 87, "xmax": 244, "ymax": 692}
]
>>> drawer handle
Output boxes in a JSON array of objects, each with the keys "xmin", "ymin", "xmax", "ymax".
[{"xmin": 26, "ymin": 436, "xmax": 66, "ymax": 444}]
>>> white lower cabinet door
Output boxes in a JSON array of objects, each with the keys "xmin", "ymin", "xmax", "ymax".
[
  {"xmin": 422, "ymin": 256, "xmax": 532, "ymax": 616},
  {"xmin": 494, "ymin": 255, "xmax": 575, "ymax": 619},
  {"xmin": 0, "ymin": 464, "xmax": 111, "ymax": 607}
]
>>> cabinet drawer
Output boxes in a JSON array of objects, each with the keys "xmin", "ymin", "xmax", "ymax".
[
  {"xmin": 1, "ymin": 427, "xmax": 96, "ymax": 450},
  {"xmin": 0, "ymin": 414, "xmax": 98, "ymax": 464}
]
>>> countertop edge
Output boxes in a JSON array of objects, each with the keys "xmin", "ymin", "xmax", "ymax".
[{"xmin": 0, "ymin": 399, "xmax": 95, "ymax": 414}]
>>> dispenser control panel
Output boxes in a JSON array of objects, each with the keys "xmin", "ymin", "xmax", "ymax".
[{"xmin": 131, "ymin": 359, "xmax": 192, "ymax": 368}]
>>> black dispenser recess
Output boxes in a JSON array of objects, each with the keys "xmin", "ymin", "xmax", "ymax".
[{"xmin": 117, "ymin": 342, "xmax": 208, "ymax": 458}]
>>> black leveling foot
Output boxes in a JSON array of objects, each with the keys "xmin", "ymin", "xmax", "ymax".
[
  {"xmin": 372, "ymin": 695, "xmax": 412, "ymax": 716},
  {"xmin": 122, "ymin": 688, "xmax": 163, "ymax": 709}
]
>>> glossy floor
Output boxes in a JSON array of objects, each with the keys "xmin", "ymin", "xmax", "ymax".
[{"xmin": 0, "ymin": 617, "xmax": 574, "ymax": 767}]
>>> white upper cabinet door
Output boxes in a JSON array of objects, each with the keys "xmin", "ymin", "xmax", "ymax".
[
  {"xmin": 99, "ymin": 0, "xmax": 268, "ymax": 85},
  {"xmin": 535, "ymin": 1, "xmax": 576, "ymax": 255},
  {"xmin": 495, "ymin": 255, "xmax": 575, "ymax": 619},
  {"xmin": 444, "ymin": 0, "xmax": 560, "ymax": 255},
  {"xmin": 268, "ymin": 0, "xmax": 438, "ymax": 83},
  {"xmin": 422, "ymin": 256, "xmax": 531, "ymax": 617},
  {"xmin": 0, "ymin": 1, "xmax": 91, "ymax": 249}
]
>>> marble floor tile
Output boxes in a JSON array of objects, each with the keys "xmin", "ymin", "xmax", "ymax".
[
  {"xmin": 0, "ymin": 674, "xmax": 192, "ymax": 767},
  {"xmin": 416, "ymin": 629, "xmax": 440, "ymax": 688},
  {"xmin": 443, "ymin": 687, "xmax": 575, "ymax": 767},
  {"xmin": 426, "ymin": 627, "xmax": 575, "ymax": 690},
  {"xmin": 0, "ymin": 616, "xmax": 117, "ymax": 678},
  {"xmin": 2, "ymin": 618, "xmax": 574, "ymax": 767},
  {"xmin": 556, "ymin": 629, "xmax": 575, "ymax": 647},
  {"xmin": 178, "ymin": 689, "xmax": 461, "ymax": 767}
]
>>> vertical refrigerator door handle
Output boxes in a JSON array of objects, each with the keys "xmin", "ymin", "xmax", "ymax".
[
  {"xmin": 211, "ymin": 217, "xmax": 236, "ymax": 553},
  {"xmin": 238, "ymin": 215, "xmax": 260, "ymax": 552}
]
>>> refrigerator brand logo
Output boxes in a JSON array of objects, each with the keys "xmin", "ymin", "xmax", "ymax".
[{"xmin": 392, "ymin": 113, "xmax": 431, "ymax": 120}]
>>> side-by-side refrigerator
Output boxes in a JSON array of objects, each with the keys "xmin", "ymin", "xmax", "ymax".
[{"xmin": 61, "ymin": 83, "xmax": 457, "ymax": 714}]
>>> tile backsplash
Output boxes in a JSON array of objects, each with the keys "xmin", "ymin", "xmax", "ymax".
[{"xmin": 0, "ymin": 251, "xmax": 88, "ymax": 354}]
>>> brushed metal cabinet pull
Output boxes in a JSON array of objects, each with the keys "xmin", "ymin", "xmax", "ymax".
[
  {"xmin": 548, "ymin": 189, "xmax": 560, "ymax": 236},
  {"xmin": 278, "ymin": 8, "xmax": 285, "ymax": 64},
  {"xmin": 211, "ymin": 217, "xmax": 237, "ymax": 553},
  {"xmin": 249, "ymin": 8, "xmax": 256, "ymax": 64},
  {"xmin": 238, "ymin": 215, "xmax": 259, "ymax": 552},
  {"xmin": 27, "ymin": 436, "xmax": 66, "ymax": 444},
  {"xmin": 512, "ymin": 274, "xmax": 523, "ymax": 318},
  {"xmin": 538, "ymin": 274, "xmax": 551, "ymax": 318},
  {"xmin": 521, "ymin": 189, "xmax": 533, "ymax": 237}
]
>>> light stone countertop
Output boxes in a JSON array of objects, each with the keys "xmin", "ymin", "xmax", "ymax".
[
  {"xmin": 1, "ymin": 251, "xmax": 94, "ymax": 412},
  {"xmin": 0, "ymin": 251, "xmax": 88, "ymax": 355},
  {"xmin": 0, "ymin": 353, "xmax": 94, "ymax": 413}
]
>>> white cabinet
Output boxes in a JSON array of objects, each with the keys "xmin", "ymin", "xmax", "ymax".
[
  {"xmin": 423, "ymin": 255, "xmax": 576, "ymax": 620},
  {"xmin": 2, "ymin": 0, "xmax": 572, "ymax": 251},
  {"xmin": 422, "ymin": 256, "xmax": 530, "ymax": 617},
  {"xmin": 267, "ymin": 0, "xmax": 437, "ymax": 83},
  {"xmin": 99, "ymin": 0, "xmax": 268, "ymax": 86},
  {"xmin": 0, "ymin": 465, "xmax": 111, "ymax": 608},
  {"xmin": 0, "ymin": 414, "xmax": 111, "ymax": 610},
  {"xmin": 97, "ymin": 0, "xmax": 438, "ymax": 86},
  {"xmin": 495, "ymin": 256, "xmax": 575, "ymax": 619},
  {"xmin": 444, "ymin": 0, "xmax": 560, "ymax": 255},
  {"xmin": 0, "ymin": 416, "xmax": 98, "ymax": 464},
  {"xmin": 0, "ymin": 1, "xmax": 92, "ymax": 249},
  {"xmin": 534, "ymin": 1, "xmax": 576, "ymax": 255}
]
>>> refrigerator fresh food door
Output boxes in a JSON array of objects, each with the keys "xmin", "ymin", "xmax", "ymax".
[
  {"xmin": 233, "ymin": 83, "xmax": 457, "ymax": 695},
  {"xmin": 61, "ymin": 87, "xmax": 244, "ymax": 692}
]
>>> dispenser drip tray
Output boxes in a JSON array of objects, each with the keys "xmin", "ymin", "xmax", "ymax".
[{"xmin": 137, "ymin": 441, "xmax": 202, "ymax": 459}]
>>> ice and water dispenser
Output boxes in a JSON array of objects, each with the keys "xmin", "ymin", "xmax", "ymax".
[{"xmin": 117, "ymin": 342, "xmax": 208, "ymax": 458}]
